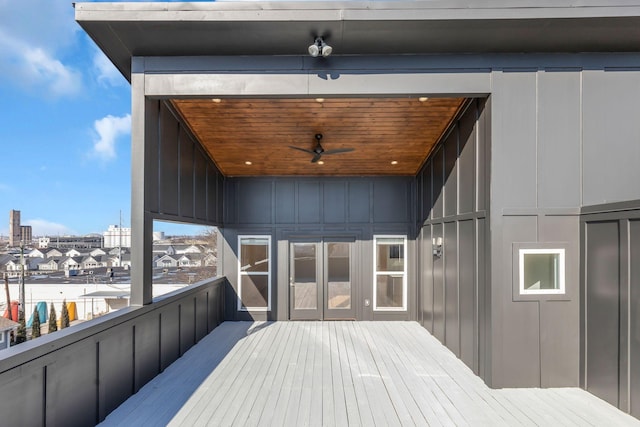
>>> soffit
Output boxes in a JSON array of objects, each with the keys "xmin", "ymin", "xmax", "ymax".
[
  {"xmin": 172, "ymin": 97, "xmax": 466, "ymax": 177},
  {"xmin": 75, "ymin": 1, "xmax": 640, "ymax": 81}
]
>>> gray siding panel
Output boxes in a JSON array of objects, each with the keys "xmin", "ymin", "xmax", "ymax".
[
  {"xmin": 458, "ymin": 108, "xmax": 476, "ymax": 215},
  {"xmin": 0, "ymin": 363, "xmax": 44, "ymax": 426},
  {"xmin": 444, "ymin": 130, "xmax": 458, "ymax": 217},
  {"xmin": 47, "ymin": 341, "xmax": 97, "ymax": 427},
  {"xmin": 194, "ymin": 148, "xmax": 207, "ymax": 220},
  {"xmin": 499, "ymin": 215, "xmax": 539, "ymax": 387},
  {"xmin": 348, "ymin": 180, "xmax": 370, "ymax": 223},
  {"xmin": 324, "ymin": 181, "xmax": 347, "ymax": 224},
  {"xmin": 421, "ymin": 162, "xmax": 432, "ymax": 222},
  {"xmin": 421, "ymin": 225, "xmax": 433, "ymax": 332},
  {"xmin": 159, "ymin": 104, "xmax": 179, "ymax": 216},
  {"xmin": 179, "ymin": 128, "xmax": 194, "ymax": 218},
  {"xmin": 160, "ymin": 306, "xmax": 180, "ymax": 371},
  {"xmin": 99, "ymin": 329, "xmax": 134, "ymax": 420},
  {"xmin": 146, "ymin": 99, "xmax": 160, "ymax": 213},
  {"xmin": 537, "ymin": 71, "xmax": 581, "ymax": 208},
  {"xmin": 417, "ymin": 99, "xmax": 487, "ymax": 381},
  {"xmin": 631, "ymin": 220, "xmax": 640, "ymax": 418},
  {"xmin": 275, "ymin": 181, "xmax": 295, "ymax": 223},
  {"xmin": 459, "ymin": 219, "xmax": 475, "ymax": 371},
  {"xmin": 583, "ymin": 71, "xmax": 640, "ymax": 206},
  {"xmin": 444, "ymin": 221, "xmax": 459, "ymax": 356},
  {"xmin": 134, "ymin": 315, "xmax": 161, "ymax": 391},
  {"xmin": 298, "ymin": 181, "xmax": 321, "ymax": 224},
  {"xmin": 239, "ymin": 180, "xmax": 272, "ymax": 224},
  {"xmin": 373, "ymin": 179, "xmax": 409, "ymax": 223},
  {"xmin": 585, "ymin": 220, "xmax": 620, "ymax": 407},
  {"xmin": 492, "ymin": 71, "xmax": 537, "ymax": 209},
  {"xmin": 432, "ymin": 147, "xmax": 444, "ymax": 219},
  {"xmin": 432, "ymin": 223, "xmax": 445, "ymax": 342}
]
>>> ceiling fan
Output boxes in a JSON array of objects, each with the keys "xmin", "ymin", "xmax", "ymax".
[{"xmin": 289, "ymin": 133, "xmax": 354, "ymax": 163}]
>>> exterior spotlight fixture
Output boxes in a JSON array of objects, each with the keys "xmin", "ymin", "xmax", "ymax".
[
  {"xmin": 245, "ymin": 161, "xmax": 252, "ymax": 165},
  {"xmin": 418, "ymin": 97, "xmax": 429, "ymax": 102},
  {"xmin": 308, "ymin": 37, "xmax": 332, "ymax": 57},
  {"xmin": 391, "ymin": 160, "xmax": 398, "ymax": 165},
  {"xmin": 211, "ymin": 98, "xmax": 222, "ymax": 103},
  {"xmin": 317, "ymin": 160, "xmax": 324, "ymax": 165}
]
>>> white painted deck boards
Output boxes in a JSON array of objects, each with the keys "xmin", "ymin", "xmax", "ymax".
[{"xmin": 100, "ymin": 321, "xmax": 639, "ymax": 426}]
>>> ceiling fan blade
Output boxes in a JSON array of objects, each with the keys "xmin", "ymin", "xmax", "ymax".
[
  {"xmin": 289, "ymin": 145, "xmax": 315, "ymax": 155},
  {"xmin": 311, "ymin": 154, "xmax": 322, "ymax": 163},
  {"xmin": 322, "ymin": 148, "xmax": 355, "ymax": 155}
]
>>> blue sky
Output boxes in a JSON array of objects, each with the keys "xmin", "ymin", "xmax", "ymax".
[{"xmin": 0, "ymin": 0, "xmax": 207, "ymax": 237}]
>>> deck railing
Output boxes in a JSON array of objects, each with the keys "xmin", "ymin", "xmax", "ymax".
[{"xmin": 0, "ymin": 276, "xmax": 226, "ymax": 426}]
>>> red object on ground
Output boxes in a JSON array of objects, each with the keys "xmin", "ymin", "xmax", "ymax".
[{"xmin": 3, "ymin": 301, "xmax": 19, "ymax": 321}]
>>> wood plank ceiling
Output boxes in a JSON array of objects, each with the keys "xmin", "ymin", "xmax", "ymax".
[{"xmin": 172, "ymin": 97, "xmax": 467, "ymax": 177}]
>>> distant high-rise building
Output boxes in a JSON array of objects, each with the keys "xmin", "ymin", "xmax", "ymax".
[
  {"xmin": 9, "ymin": 210, "xmax": 20, "ymax": 247},
  {"xmin": 20, "ymin": 226, "xmax": 32, "ymax": 244},
  {"xmin": 103, "ymin": 225, "xmax": 132, "ymax": 248}
]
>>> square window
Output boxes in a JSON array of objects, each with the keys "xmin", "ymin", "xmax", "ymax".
[{"xmin": 519, "ymin": 248, "xmax": 565, "ymax": 295}]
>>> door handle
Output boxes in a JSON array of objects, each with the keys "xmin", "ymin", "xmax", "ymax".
[{"xmin": 289, "ymin": 277, "xmax": 294, "ymax": 287}]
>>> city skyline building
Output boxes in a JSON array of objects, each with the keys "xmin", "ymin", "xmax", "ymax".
[{"xmin": 9, "ymin": 210, "xmax": 20, "ymax": 247}]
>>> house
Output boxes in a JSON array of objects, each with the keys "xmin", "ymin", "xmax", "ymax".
[
  {"xmin": 37, "ymin": 258, "xmax": 60, "ymax": 272},
  {"xmin": 177, "ymin": 254, "xmax": 204, "ymax": 268},
  {"xmin": 0, "ymin": 317, "xmax": 18, "ymax": 351},
  {"xmin": 70, "ymin": 0, "xmax": 640, "ymax": 415},
  {"xmin": 27, "ymin": 248, "xmax": 46, "ymax": 258},
  {"xmin": 90, "ymin": 248, "xmax": 107, "ymax": 257},
  {"xmin": 64, "ymin": 248, "xmax": 83, "ymax": 258},
  {"xmin": 45, "ymin": 248, "xmax": 64, "ymax": 258},
  {"xmin": 59, "ymin": 256, "xmax": 82, "ymax": 271},
  {"xmin": 1, "ymin": 2, "xmax": 640, "ymax": 426},
  {"xmin": 173, "ymin": 244, "xmax": 203, "ymax": 255},
  {"xmin": 0, "ymin": 254, "xmax": 16, "ymax": 272},
  {"xmin": 154, "ymin": 254, "xmax": 179, "ymax": 269}
]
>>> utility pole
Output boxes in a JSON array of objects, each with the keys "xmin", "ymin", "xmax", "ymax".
[
  {"xmin": 19, "ymin": 241, "xmax": 25, "ymax": 319},
  {"xmin": 4, "ymin": 273, "xmax": 11, "ymax": 321}
]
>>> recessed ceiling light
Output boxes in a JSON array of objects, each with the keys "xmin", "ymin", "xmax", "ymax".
[
  {"xmin": 315, "ymin": 98, "xmax": 325, "ymax": 103},
  {"xmin": 212, "ymin": 98, "xmax": 222, "ymax": 103},
  {"xmin": 245, "ymin": 161, "xmax": 252, "ymax": 165},
  {"xmin": 418, "ymin": 97, "xmax": 429, "ymax": 102},
  {"xmin": 317, "ymin": 160, "xmax": 324, "ymax": 165},
  {"xmin": 391, "ymin": 160, "xmax": 398, "ymax": 165}
]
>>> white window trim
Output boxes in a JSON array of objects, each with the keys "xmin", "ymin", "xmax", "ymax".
[
  {"xmin": 373, "ymin": 235, "xmax": 408, "ymax": 311},
  {"xmin": 518, "ymin": 248, "xmax": 565, "ymax": 295},
  {"xmin": 237, "ymin": 235, "xmax": 271, "ymax": 312},
  {"xmin": 0, "ymin": 332, "xmax": 4, "ymax": 344}
]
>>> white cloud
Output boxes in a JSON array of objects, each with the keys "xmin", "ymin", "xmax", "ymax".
[
  {"xmin": 0, "ymin": 29, "xmax": 82, "ymax": 97},
  {"xmin": 93, "ymin": 48, "xmax": 126, "ymax": 87},
  {"xmin": 24, "ymin": 219, "xmax": 75, "ymax": 236},
  {"xmin": 91, "ymin": 114, "xmax": 132, "ymax": 161}
]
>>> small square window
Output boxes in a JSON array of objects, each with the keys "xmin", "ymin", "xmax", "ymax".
[{"xmin": 519, "ymin": 248, "xmax": 565, "ymax": 295}]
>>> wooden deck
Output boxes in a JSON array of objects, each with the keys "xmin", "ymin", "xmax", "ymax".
[{"xmin": 100, "ymin": 322, "xmax": 639, "ymax": 426}]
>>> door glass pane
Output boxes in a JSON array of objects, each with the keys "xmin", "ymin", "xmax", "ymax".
[
  {"xmin": 293, "ymin": 243, "xmax": 317, "ymax": 309},
  {"xmin": 376, "ymin": 274, "xmax": 404, "ymax": 308},
  {"xmin": 240, "ymin": 275, "xmax": 268, "ymax": 308},
  {"xmin": 327, "ymin": 242, "xmax": 351, "ymax": 309},
  {"xmin": 240, "ymin": 239, "xmax": 269, "ymax": 272},
  {"xmin": 376, "ymin": 239, "xmax": 404, "ymax": 271}
]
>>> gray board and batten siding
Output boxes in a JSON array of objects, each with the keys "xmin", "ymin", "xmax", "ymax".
[
  {"xmin": 134, "ymin": 53, "xmax": 640, "ymax": 397},
  {"xmin": 416, "ymin": 98, "xmax": 490, "ymax": 381},
  {"xmin": 221, "ymin": 175, "xmax": 416, "ymax": 323},
  {"xmin": 581, "ymin": 201, "xmax": 640, "ymax": 418}
]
